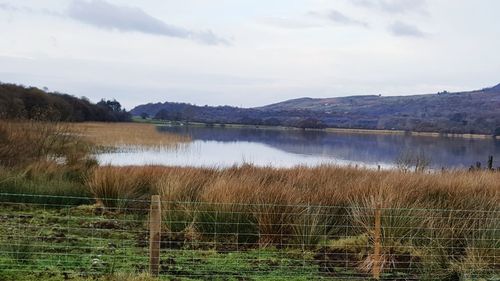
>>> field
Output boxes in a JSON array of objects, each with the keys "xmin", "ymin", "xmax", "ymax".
[
  {"xmin": 0, "ymin": 120, "xmax": 498, "ymax": 280},
  {"xmin": 0, "ymin": 199, "xmax": 338, "ymax": 281}
]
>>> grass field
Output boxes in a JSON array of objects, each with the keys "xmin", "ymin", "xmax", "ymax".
[
  {"xmin": 0, "ymin": 202, "xmax": 357, "ymax": 281},
  {"xmin": 1, "ymin": 194, "xmax": 497, "ymax": 281}
]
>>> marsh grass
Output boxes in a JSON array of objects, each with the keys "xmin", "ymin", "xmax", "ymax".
[
  {"xmin": 0, "ymin": 120, "xmax": 92, "ymax": 168},
  {"xmin": 83, "ymin": 164, "xmax": 497, "ymax": 278},
  {"xmin": 0, "ymin": 120, "xmax": 95, "ymax": 204},
  {"xmin": 71, "ymin": 122, "xmax": 190, "ymax": 150},
  {"xmin": 85, "ymin": 165, "xmax": 160, "ymax": 208}
]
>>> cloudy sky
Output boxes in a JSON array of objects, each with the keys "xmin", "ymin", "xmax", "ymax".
[{"xmin": 1, "ymin": 0, "xmax": 499, "ymax": 109}]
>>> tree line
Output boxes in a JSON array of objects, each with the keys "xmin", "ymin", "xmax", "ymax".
[
  {"xmin": 144, "ymin": 102, "xmax": 328, "ymax": 129},
  {"xmin": 0, "ymin": 83, "xmax": 131, "ymax": 122}
]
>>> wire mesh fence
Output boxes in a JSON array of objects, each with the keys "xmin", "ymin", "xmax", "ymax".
[{"xmin": 0, "ymin": 193, "xmax": 498, "ymax": 280}]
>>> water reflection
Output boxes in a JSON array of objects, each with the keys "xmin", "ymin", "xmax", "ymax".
[{"xmin": 97, "ymin": 125, "xmax": 500, "ymax": 168}]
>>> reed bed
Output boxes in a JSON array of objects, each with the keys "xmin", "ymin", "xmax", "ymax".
[
  {"xmin": 0, "ymin": 120, "xmax": 91, "ymax": 167},
  {"xmin": 85, "ymin": 164, "xmax": 499, "ymax": 215},
  {"xmin": 70, "ymin": 122, "xmax": 190, "ymax": 149},
  {"xmin": 83, "ymin": 165, "xmax": 499, "ymax": 277}
]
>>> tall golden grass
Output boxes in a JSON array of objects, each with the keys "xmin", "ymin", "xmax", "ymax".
[
  {"xmin": 85, "ymin": 164, "xmax": 499, "ymax": 215},
  {"xmin": 0, "ymin": 120, "xmax": 96, "ymax": 204},
  {"xmin": 84, "ymin": 164, "xmax": 498, "ymax": 276},
  {"xmin": 0, "ymin": 120, "xmax": 92, "ymax": 167},
  {"xmin": 70, "ymin": 122, "xmax": 190, "ymax": 149}
]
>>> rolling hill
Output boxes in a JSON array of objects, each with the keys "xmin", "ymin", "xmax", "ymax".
[{"xmin": 131, "ymin": 84, "xmax": 500, "ymax": 135}]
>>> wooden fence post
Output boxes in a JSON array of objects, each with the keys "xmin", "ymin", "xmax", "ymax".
[
  {"xmin": 149, "ymin": 195, "xmax": 161, "ymax": 276},
  {"xmin": 373, "ymin": 202, "xmax": 382, "ymax": 280}
]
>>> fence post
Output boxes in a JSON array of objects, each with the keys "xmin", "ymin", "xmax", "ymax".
[
  {"xmin": 487, "ymin": 155, "xmax": 493, "ymax": 170},
  {"xmin": 373, "ymin": 202, "xmax": 382, "ymax": 280},
  {"xmin": 149, "ymin": 195, "xmax": 161, "ymax": 276}
]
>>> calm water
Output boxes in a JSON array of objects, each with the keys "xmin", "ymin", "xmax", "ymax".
[{"xmin": 97, "ymin": 126, "xmax": 500, "ymax": 169}]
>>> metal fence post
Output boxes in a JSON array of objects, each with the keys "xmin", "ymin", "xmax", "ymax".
[{"xmin": 149, "ymin": 195, "xmax": 161, "ymax": 276}]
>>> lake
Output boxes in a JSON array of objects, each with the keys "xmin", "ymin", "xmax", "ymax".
[{"xmin": 97, "ymin": 125, "xmax": 500, "ymax": 169}]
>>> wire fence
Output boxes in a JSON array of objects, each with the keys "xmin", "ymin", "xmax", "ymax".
[{"xmin": 0, "ymin": 193, "xmax": 498, "ymax": 280}]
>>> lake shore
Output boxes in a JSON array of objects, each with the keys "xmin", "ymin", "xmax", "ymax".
[{"xmin": 134, "ymin": 117, "xmax": 499, "ymax": 140}]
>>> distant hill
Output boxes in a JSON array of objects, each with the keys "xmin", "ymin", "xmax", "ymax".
[
  {"xmin": 132, "ymin": 84, "xmax": 500, "ymax": 135},
  {"xmin": 0, "ymin": 83, "xmax": 131, "ymax": 122}
]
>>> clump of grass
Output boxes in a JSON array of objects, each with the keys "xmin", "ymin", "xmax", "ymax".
[
  {"xmin": 349, "ymin": 188, "xmax": 430, "ymax": 275},
  {"xmin": 292, "ymin": 205, "xmax": 333, "ymax": 250},
  {"xmin": 85, "ymin": 165, "xmax": 163, "ymax": 208},
  {"xmin": 156, "ymin": 168, "xmax": 216, "ymax": 235}
]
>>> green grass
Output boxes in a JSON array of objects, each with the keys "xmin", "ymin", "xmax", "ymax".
[
  {"xmin": 0, "ymin": 204, "xmax": 146, "ymax": 281},
  {"xmin": 0, "ymin": 204, "xmax": 331, "ymax": 281},
  {"xmin": 158, "ymin": 249, "xmax": 325, "ymax": 281},
  {"xmin": 1, "ymin": 204, "xmax": 497, "ymax": 281},
  {"xmin": 0, "ymin": 169, "xmax": 91, "ymax": 205}
]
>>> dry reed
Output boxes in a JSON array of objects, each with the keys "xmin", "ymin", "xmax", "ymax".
[
  {"xmin": 70, "ymin": 122, "xmax": 190, "ymax": 149},
  {"xmin": 84, "ymin": 164, "xmax": 499, "ymax": 214},
  {"xmin": 0, "ymin": 120, "xmax": 91, "ymax": 167},
  {"xmin": 84, "ymin": 164, "xmax": 499, "ymax": 276}
]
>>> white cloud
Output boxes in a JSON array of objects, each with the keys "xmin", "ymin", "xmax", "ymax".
[
  {"xmin": 67, "ymin": 0, "xmax": 229, "ymax": 45},
  {"xmin": 257, "ymin": 16, "xmax": 321, "ymax": 29},
  {"xmin": 308, "ymin": 9, "xmax": 368, "ymax": 28},
  {"xmin": 388, "ymin": 21, "xmax": 425, "ymax": 37},
  {"xmin": 352, "ymin": 0, "xmax": 427, "ymax": 14}
]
